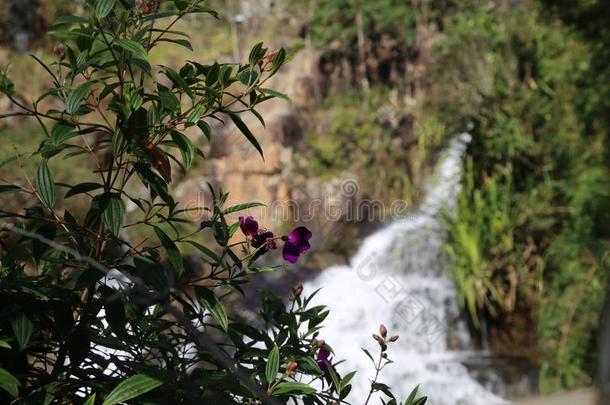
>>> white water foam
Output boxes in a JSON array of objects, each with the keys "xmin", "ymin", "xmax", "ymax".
[{"xmin": 304, "ymin": 134, "xmax": 506, "ymax": 404}]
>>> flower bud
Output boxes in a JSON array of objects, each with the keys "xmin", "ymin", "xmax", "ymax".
[
  {"xmin": 287, "ymin": 361, "xmax": 298, "ymax": 371},
  {"xmin": 315, "ymin": 339, "xmax": 325, "ymax": 347},
  {"xmin": 379, "ymin": 324, "xmax": 387, "ymax": 338},
  {"xmin": 294, "ymin": 284, "xmax": 303, "ymax": 298},
  {"xmin": 389, "ymin": 335, "xmax": 399, "ymax": 342},
  {"xmin": 52, "ymin": 43, "xmax": 65, "ymax": 57},
  {"xmin": 372, "ymin": 334, "xmax": 384, "ymax": 344},
  {"xmin": 135, "ymin": 0, "xmax": 143, "ymax": 7},
  {"xmin": 382, "ymin": 352, "xmax": 388, "ymax": 358}
]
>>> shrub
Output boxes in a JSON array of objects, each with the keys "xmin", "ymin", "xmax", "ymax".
[
  {"xmin": 436, "ymin": 1, "xmax": 610, "ymax": 391},
  {"xmin": 0, "ymin": 1, "xmax": 426, "ymax": 404}
]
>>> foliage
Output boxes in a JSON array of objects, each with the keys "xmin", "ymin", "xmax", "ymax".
[
  {"xmin": 436, "ymin": 0, "xmax": 610, "ymax": 392},
  {"xmin": 0, "ymin": 1, "xmax": 427, "ymax": 404},
  {"xmin": 308, "ymin": 0, "xmax": 417, "ymax": 88},
  {"xmin": 299, "ymin": 87, "xmax": 427, "ymax": 205},
  {"xmin": 309, "ymin": 0, "xmax": 416, "ymax": 49}
]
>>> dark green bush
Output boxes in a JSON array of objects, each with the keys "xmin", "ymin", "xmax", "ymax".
[{"xmin": 0, "ymin": 1, "xmax": 426, "ymax": 404}]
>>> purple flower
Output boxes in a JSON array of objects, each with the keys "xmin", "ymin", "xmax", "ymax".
[
  {"xmin": 316, "ymin": 347, "xmax": 331, "ymax": 371},
  {"xmin": 252, "ymin": 231, "xmax": 277, "ymax": 250},
  {"xmin": 239, "ymin": 216, "xmax": 259, "ymax": 238},
  {"xmin": 282, "ymin": 226, "xmax": 312, "ymax": 264}
]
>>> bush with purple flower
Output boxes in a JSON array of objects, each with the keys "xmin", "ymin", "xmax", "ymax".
[{"xmin": 239, "ymin": 216, "xmax": 311, "ymax": 263}]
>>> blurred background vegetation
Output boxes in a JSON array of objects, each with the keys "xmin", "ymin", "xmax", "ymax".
[{"xmin": 1, "ymin": 0, "xmax": 608, "ymax": 396}]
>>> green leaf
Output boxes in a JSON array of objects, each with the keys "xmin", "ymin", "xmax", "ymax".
[
  {"xmin": 0, "ymin": 70, "xmax": 15, "ymax": 96},
  {"xmin": 0, "ymin": 185, "xmax": 21, "ymax": 194},
  {"xmin": 248, "ymin": 42, "xmax": 266, "ymax": 66},
  {"xmin": 186, "ymin": 240, "xmax": 221, "ymax": 263},
  {"xmin": 158, "ymin": 85, "xmax": 181, "ymax": 114},
  {"xmin": 164, "ymin": 67, "xmax": 194, "ymax": 100},
  {"xmin": 154, "ymin": 227, "xmax": 184, "ymax": 276},
  {"xmin": 362, "ymin": 348, "xmax": 375, "ymax": 363},
  {"xmin": 99, "ymin": 286, "xmax": 127, "ymax": 337},
  {"xmin": 271, "ymin": 48, "xmax": 287, "ymax": 74},
  {"xmin": 65, "ymin": 182, "xmax": 103, "ymax": 198},
  {"xmin": 0, "ymin": 368, "xmax": 21, "ymax": 398},
  {"xmin": 222, "ymin": 201, "xmax": 265, "ymax": 215},
  {"xmin": 114, "ymin": 38, "xmax": 148, "ymax": 60},
  {"xmin": 405, "ymin": 384, "xmax": 420, "ymax": 405},
  {"xmin": 32, "ymin": 223, "xmax": 56, "ymax": 262},
  {"xmin": 51, "ymin": 122, "xmax": 77, "ymax": 143},
  {"xmin": 187, "ymin": 105, "xmax": 204, "ymax": 125},
  {"xmin": 147, "ymin": 104, "xmax": 159, "ymax": 127},
  {"xmin": 0, "ymin": 340, "xmax": 11, "ymax": 349},
  {"xmin": 102, "ymin": 194, "xmax": 126, "ymax": 236},
  {"xmin": 134, "ymin": 162, "xmax": 173, "ymax": 205},
  {"xmin": 83, "ymin": 394, "xmax": 96, "ymax": 405},
  {"xmin": 95, "ymin": 0, "xmax": 117, "ymax": 18},
  {"xmin": 297, "ymin": 355, "xmax": 323, "ymax": 375},
  {"xmin": 272, "ymin": 382, "xmax": 316, "ymax": 396},
  {"xmin": 102, "ymin": 374, "xmax": 163, "ymax": 405},
  {"xmin": 243, "ymin": 266, "xmax": 278, "ymax": 275},
  {"xmin": 54, "ymin": 15, "xmax": 89, "ymax": 25},
  {"xmin": 36, "ymin": 160, "xmax": 56, "ymax": 208},
  {"xmin": 327, "ymin": 363, "xmax": 341, "ymax": 394},
  {"xmin": 11, "ymin": 314, "xmax": 33, "ymax": 351},
  {"xmin": 259, "ymin": 88, "xmax": 292, "ymax": 102},
  {"xmin": 340, "ymin": 370, "xmax": 357, "ymax": 391},
  {"xmin": 170, "ymin": 131, "xmax": 195, "ymax": 169},
  {"xmin": 66, "ymin": 82, "xmax": 92, "ymax": 114},
  {"xmin": 68, "ymin": 326, "xmax": 90, "ymax": 367},
  {"xmin": 228, "ymin": 113, "xmax": 263, "ymax": 159},
  {"xmin": 173, "ymin": 0, "xmax": 189, "ymax": 11},
  {"xmin": 197, "ymin": 120, "xmax": 212, "ymax": 141},
  {"xmin": 157, "ymin": 38, "xmax": 193, "ymax": 51},
  {"xmin": 195, "ymin": 286, "xmax": 229, "ymax": 331},
  {"xmin": 238, "ymin": 69, "xmax": 259, "ymax": 86},
  {"xmin": 265, "ymin": 345, "xmax": 280, "ymax": 384}
]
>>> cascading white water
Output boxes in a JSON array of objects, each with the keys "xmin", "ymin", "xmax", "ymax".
[{"xmin": 304, "ymin": 134, "xmax": 506, "ymax": 404}]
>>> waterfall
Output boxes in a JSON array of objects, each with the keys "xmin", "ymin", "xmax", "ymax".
[{"xmin": 303, "ymin": 134, "xmax": 506, "ymax": 404}]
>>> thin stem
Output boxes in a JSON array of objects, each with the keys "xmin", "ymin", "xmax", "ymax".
[{"xmin": 364, "ymin": 350, "xmax": 384, "ymax": 405}]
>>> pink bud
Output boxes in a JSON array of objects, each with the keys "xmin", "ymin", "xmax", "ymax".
[
  {"xmin": 52, "ymin": 43, "xmax": 65, "ymax": 57},
  {"xmin": 379, "ymin": 324, "xmax": 387, "ymax": 338},
  {"xmin": 135, "ymin": 0, "xmax": 143, "ymax": 6},
  {"xmin": 287, "ymin": 361, "xmax": 298, "ymax": 371},
  {"xmin": 315, "ymin": 339, "xmax": 325, "ymax": 347},
  {"xmin": 389, "ymin": 335, "xmax": 399, "ymax": 342}
]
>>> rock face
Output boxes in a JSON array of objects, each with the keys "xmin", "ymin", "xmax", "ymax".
[
  {"xmin": 194, "ymin": 49, "xmax": 328, "ymax": 226},
  {"xmin": 172, "ymin": 48, "xmax": 366, "ymax": 266}
]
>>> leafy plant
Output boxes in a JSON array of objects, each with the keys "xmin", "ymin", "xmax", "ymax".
[
  {"xmin": 0, "ymin": 1, "xmax": 425, "ymax": 403},
  {"xmin": 435, "ymin": 0, "xmax": 610, "ymax": 392}
]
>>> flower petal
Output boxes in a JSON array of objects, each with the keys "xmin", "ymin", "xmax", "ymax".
[
  {"xmin": 252, "ymin": 231, "xmax": 275, "ymax": 249},
  {"xmin": 287, "ymin": 226, "xmax": 312, "ymax": 245},
  {"xmin": 282, "ymin": 242, "xmax": 301, "ymax": 263},
  {"xmin": 239, "ymin": 216, "xmax": 259, "ymax": 237}
]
